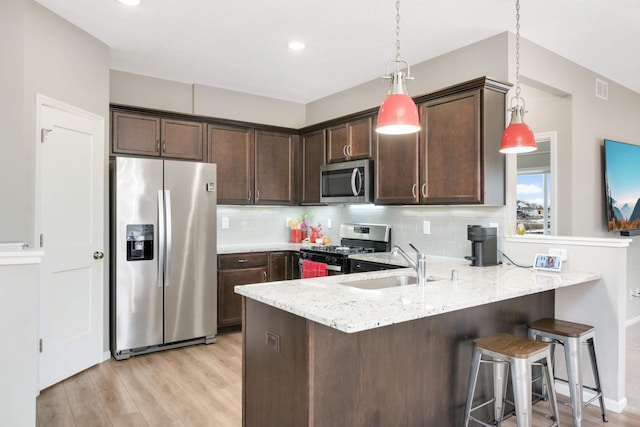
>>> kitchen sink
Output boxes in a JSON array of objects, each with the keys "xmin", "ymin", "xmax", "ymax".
[{"xmin": 340, "ymin": 275, "xmax": 437, "ymax": 290}]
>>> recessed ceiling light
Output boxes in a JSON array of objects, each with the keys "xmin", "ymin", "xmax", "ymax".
[
  {"xmin": 118, "ymin": 0, "xmax": 141, "ymax": 6},
  {"xmin": 288, "ymin": 41, "xmax": 306, "ymax": 51}
]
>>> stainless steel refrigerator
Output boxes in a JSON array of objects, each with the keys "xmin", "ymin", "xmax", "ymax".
[{"xmin": 110, "ymin": 157, "xmax": 217, "ymax": 360}]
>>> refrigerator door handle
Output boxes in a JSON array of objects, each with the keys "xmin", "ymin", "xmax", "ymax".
[
  {"xmin": 157, "ymin": 190, "xmax": 165, "ymax": 288},
  {"xmin": 164, "ymin": 190, "xmax": 172, "ymax": 286}
]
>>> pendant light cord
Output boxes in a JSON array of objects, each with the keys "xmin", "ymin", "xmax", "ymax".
[
  {"xmin": 515, "ymin": 0, "xmax": 522, "ymax": 102},
  {"xmin": 395, "ymin": 0, "xmax": 401, "ymax": 62}
]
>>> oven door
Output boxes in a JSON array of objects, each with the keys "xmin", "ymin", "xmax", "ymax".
[
  {"xmin": 320, "ymin": 159, "xmax": 372, "ymax": 204},
  {"xmin": 298, "ymin": 259, "xmax": 345, "ymax": 277}
]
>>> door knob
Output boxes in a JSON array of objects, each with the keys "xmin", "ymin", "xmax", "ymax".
[{"xmin": 93, "ymin": 251, "xmax": 104, "ymax": 260}]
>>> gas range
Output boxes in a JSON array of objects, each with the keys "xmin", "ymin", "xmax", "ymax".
[{"xmin": 299, "ymin": 223, "xmax": 391, "ymax": 275}]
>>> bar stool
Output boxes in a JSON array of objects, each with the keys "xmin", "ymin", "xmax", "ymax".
[
  {"xmin": 464, "ymin": 333, "xmax": 560, "ymax": 427},
  {"xmin": 528, "ymin": 318, "xmax": 608, "ymax": 426}
]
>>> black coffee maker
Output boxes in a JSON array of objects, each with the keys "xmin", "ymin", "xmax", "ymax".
[{"xmin": 464, "ymin": 225, "xmax": 498, "ymax": 267}]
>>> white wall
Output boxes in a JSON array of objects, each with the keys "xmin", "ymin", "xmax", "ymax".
[
  {"xmin": 504, "ymin": 236, "xmax": 630, "ymax": 411},
  {"xmin": 0, "ymin": 0, "xmax": 27, "ymax": 243},
  {"xmin": 506, "ymin": 34, "xmax": 640, "ymax": 321}
]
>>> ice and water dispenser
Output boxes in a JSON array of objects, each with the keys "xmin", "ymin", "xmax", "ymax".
[{"xmin": 126, "ymin": 224, "xmax": 154, "ymax": 261}]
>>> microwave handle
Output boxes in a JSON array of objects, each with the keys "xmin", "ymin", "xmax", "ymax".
[{"xmin": 351, "ymin": 168, "xmax": 362, "ymax": 196}]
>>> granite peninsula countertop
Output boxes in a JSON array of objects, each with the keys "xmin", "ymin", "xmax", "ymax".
[
  {"xmin": 218, "ymin": 242, "xmax": 306, "ymax": 254},
  {"xmin": 235, "ymin": 255, "xmax": 602, "ymax": 333}
]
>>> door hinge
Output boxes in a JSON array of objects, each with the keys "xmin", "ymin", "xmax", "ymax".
[
  {"xmin": 40, "ymin": 233, "xmax": 44, "ymax": 248},
  {"xmin": 39, "ymin": 338, "xmax": 43, "ymax": 353},
  {"xmin": 41, "ymin": 128, "xmax": 53, "ymax": 143}
]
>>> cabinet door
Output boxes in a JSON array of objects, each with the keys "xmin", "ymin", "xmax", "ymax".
[
  {"xmin": 347, "ymin": 116, "xmax": 373, "ymax": 160},
  {"xmin": 327, "ymin": 123, "xmax": 348, "ymax": 163},
  {"xmin": 301, "ymin": 130, "xmax": 326, "ymax": 204},
  {"xmin": 374, "ymin": 132, "xmax": 420, "ymax": 204},
  {"xmin": 421, "ymin": 90, "xmax": 482, "ymax": 204},
  {"xmin": 327, "ymin": 117, "xmax": 373, "ymax": 163},
  {"xmin": 111, "ymin": 112, "xmax": 161, "ymax": 156},
  {"xmin": 268, "ymin": 252, "xmax": 289, "ymax": 281},
  {"xmin": 289, "ymin": 252, "xmax": 301, "ymax": 280},
  {"xmin": 161, "ymin": 118, "xmax": 204, "ymax": 161},
  {"xmin": 218, "ymin": 267, "xmax": 267, "ymax": 328},
  {"xmin": 255, "ymin": 130, "xmax": 295, "ymax": 205},
  {"xmin": 208, "ymin": 124, "xmax": 255, "ymax": 204}
]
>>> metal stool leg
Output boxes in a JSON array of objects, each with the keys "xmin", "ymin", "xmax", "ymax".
[
  {"xmin": 541, "ymin": 352, "xmax": 560, "ymax": 424},
  {"xmin": 511, "ymin": 357, "xmax": 533, "ymax": 427},
  {"xmin": 587, "ymin": 336, "xmax": 608, "ymax": 422},
  {"xmin": 493, "ymin": 360, "xmax": 509, "ymax": 425},
  {"xmin": 464, "ymin": 348, "xmax": 482, "ymax": 427},
  {"xmin": 565, "ymin": 337, "xmax": 584, "ymax": 427}
]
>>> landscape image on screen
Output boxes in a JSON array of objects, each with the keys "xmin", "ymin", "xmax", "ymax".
[{"xmin": 604, "ymin": 139, "xmax": 640, "ymax": 231}]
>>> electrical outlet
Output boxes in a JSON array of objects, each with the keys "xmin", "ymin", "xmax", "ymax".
[
  {"xmin": 221, "ymin": 217, "xmax": 229, "ymax": 229},
  {"xmin": 423, "ymin": 220, "xmax": 430, "ymax": 235},
  {"xmin": 286, "ymin": 217, "xmax": 292, "ymax": 227},
  {"xmin": 327, "ymin": 218, "xmax": 332, "ymax": 229},
  {"xmin": 549, "ymin": 248, "xmax": 568, "ymax": 262}
]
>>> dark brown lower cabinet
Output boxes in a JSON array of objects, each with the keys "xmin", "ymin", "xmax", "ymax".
[
  {"xmin": 218, "ymin": 251, "xmax": 301, "ymax": 331},
  {"xmin": 242, "ymin": 291, "xmax": 554, "ymax": 426},
  {"xmin": 217, "ymin": 253, "xmax": 268, "ymax": 330}
]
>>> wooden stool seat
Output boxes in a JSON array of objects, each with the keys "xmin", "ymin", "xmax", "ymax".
[
  {"xmin": 529, "ymin": 318, "xmax": 594, "ymax": 338},
  {"xmin": 464, "ymin": 333, "xmax": 559, "ymax": 427},
  {"xmin": 475, "ymin": 333, "xmax": 551, "ymax": 359},
  {"xmin": 528, "ymin": 318, "xmax": 607, "ymax": 426}
]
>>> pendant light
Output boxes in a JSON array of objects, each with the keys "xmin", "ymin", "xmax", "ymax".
[
  {"xmin": 375, "ymin": 0, "xmax": 420, "ymax": 135},
  {"xmin": 500, "ymin": 0, "xmax": 536, "ymax": 153}
]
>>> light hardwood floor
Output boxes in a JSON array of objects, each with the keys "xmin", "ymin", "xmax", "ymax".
[{"xmin": 37, "ymin": 331, "xmax": 640, "ymax": 426}]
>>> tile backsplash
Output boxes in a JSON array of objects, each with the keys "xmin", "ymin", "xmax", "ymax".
[{"xmin": 217, "ymin": 205, "xmax": 506, "ymax": 258}]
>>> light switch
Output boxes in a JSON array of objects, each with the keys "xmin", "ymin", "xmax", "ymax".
[{"xmin": 221, "ymin": 217, "xmax": 229, "ymax": 229}]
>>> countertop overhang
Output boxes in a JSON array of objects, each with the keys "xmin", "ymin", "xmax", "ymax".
[{"xmin": 235, "ymin": 255, "xmax": 602, "ymax": 333}]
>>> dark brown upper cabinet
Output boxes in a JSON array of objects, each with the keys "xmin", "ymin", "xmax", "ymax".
[
  {"xmin": 207, "ymin": 124, "xmax": 255, "ymax": 204},
  {"xmin": 374, "ymin": 77, "xmax": 509, "ymax": 205},
  {"xmin": 254, "ymin": 130, "xmax": 295, "ymax": 205},
  {"xmin": 374, "ymin": 131, "xmax": 421, "ymax": 204},
  {"xmin": 327, "ymin": 116, "xmax": 373, "ymax": 163},
  {"xmin": 300, "ymin": 129, "xmax": 326, "ymax": 205},
  {"xmin": 112, "ymin": 111, "xmax": 204, "ymax": 161}
]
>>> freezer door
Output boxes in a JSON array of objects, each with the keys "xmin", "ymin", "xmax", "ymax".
[
  {"xmin": 112, "ymin": 157, "xmax": 164, "ymax": 353},
  {"xmin": 163, "ymin": 160, "xmax": 217, "ymax": 343}
]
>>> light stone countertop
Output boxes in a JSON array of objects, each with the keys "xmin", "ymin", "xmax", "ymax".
[
  {"xmin": 235, "ymin": 255, "xmax": 602, "ymax": 334},
  {"xmin": 218, "ymin": 242, "xmax": 307, "ymax": 254}
]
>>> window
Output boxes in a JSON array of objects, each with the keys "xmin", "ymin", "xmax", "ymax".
[{"xmin": 516, "ymin": 134, "xmax": 556, "ymax": 235}]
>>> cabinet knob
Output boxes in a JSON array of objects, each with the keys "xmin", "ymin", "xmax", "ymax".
[{"xmin": 237, "ymin": 259, "xmax": 248, "ymax": 263}]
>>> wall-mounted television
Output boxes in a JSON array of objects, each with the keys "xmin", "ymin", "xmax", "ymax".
[{"xmin": 603, "ymin": 139, "xmax": 640, "ymax": 235}]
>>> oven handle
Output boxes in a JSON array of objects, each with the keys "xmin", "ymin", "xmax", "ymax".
[
  {"xmin": 351, "ymin": 167, "xmax": 362, "ymax": 197},
  {"xmin": 299, "ymin": 259, "xmax": 343, "ymax": 272}
]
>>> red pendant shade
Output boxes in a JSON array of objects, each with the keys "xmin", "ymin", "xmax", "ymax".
[
  {"xmin": 375, "ymin": 93, "xmax": 420, "ymax": 135},
  {"xmin": 499, "ymin": 107, "xmax": 536, "ymax": 153}
]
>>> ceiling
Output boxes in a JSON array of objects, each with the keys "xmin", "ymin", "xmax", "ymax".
[{"xmin": 34, "ymin": 0, "xmax": 640, "ymax": 104}]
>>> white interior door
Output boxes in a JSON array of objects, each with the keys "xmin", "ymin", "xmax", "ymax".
[{"xmin": 37, "ymin": 95, "xmax": 104, "ymax": 390}]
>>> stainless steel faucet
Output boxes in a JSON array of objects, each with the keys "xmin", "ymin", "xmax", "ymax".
[{"xmin": 391, "ymin": 244, "xmax": 428, "ymax": 286}]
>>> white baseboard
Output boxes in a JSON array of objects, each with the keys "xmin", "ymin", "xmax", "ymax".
[
  {"xmin": 626, "ymin": 315, "xmax": 640, "ymax": 327},
  {"xmin": 554, "ymin": 381, "xmax": 627, "ymax": 413},
  {"xmin": 102, "ymin": 350, "xmax": 111, "ymax": 362}
]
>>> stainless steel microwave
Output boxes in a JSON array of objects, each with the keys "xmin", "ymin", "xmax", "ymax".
[{"xmin": 320, "ymin": 159, "xmax": 373, "ymax": 204}]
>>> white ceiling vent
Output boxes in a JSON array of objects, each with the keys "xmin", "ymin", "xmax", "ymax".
[{"xmin": 595, "ymin": 78, "xmax": 609, "ymax": 100}]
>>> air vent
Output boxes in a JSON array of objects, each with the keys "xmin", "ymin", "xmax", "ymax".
[{"xmin": 595, "ymin": 78, "xmax": 608, "ymax": 100}]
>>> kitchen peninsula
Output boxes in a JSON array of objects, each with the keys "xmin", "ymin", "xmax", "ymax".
[{"xmin": 235, "ymin": 255, "xmax": 601, "ymax": 426}]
